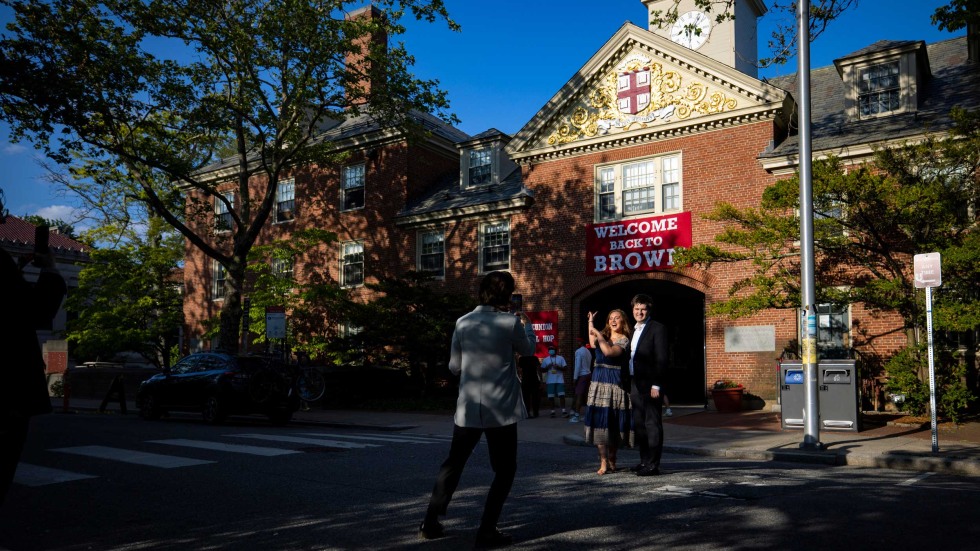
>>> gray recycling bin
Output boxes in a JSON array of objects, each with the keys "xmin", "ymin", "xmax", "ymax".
[{"xmin": 779, "ymin": 360, "xmax": 861, "ymax": 432}]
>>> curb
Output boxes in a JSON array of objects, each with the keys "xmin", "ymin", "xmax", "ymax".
[{"xmin": 562, "ymin": 434, "xmax": 980, "ymax": 476}]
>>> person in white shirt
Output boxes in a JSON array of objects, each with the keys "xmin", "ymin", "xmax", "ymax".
[
  {"xmin": 540, "ymin": 344, "xmax": 568, "ymax": 417},
  {"xmin": 570, "ymin": 338, "xmax": 593, "ymax": 423}
]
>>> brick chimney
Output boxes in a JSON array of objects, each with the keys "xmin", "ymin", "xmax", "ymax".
[{"xmin": 345, "ymin": 5, "xmax": 388, "ymax": 106}]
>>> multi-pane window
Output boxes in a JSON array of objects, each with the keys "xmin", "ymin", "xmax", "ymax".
[
  {"xmin": 596, "ymin": 154, "xmax": 682, "ymax": 221},
  {"xmin": 342, "ymin": 164, "xmax": 365, "ymax": 211},
  {"xmin": 858, "ymin": 61, "xmax": 900, "ymax": 117},
  {"xmin": 622, "ymin": 160, "xmax": 657, "ymax": 214},
  {"xmin": 468, "ymin": 149, "xmax": 492, "ymax": 186},
  {"xmin": 814, "ymin": 303, "xmax": 850, "ymax": 359},
  {"xmin": 215, "ymin": 191, "xmax": 234, "ymax": 232},
  {"xmin": 212, "ymin": 261, "xmax": 227, "ymax": 300},
  {"xmin": 276, "ymin": 179, "xmax": 295, "ymax": 222},
  {"xmin": 662, "ymin": 156, "xmax": 680, "ymax": 210},
  {"xmin": 271, "ymin": 257, "xmax": 293, "ymax": 279},
  {"xmin": 418, "ymin": 230, "xmax": 445, "ymax": 277},
  {"xmin": 598, "ymin": 167, "xmax": 617, "ymax": 220},
  {"xmin": 481, "ymin": 221, "xmax": 510, "ymax": 272},
  {"xmin": 341, "ymin": 241, "xmax": 364, "ymax": 287}
]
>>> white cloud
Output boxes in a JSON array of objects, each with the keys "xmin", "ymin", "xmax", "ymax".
[
  {"xmin": 2, "ymin": 143, "xmax": 28, "ymax": 155},
  {"xmin": 36, "ymin": 204, "xmax": 80, "ymax": 221}
]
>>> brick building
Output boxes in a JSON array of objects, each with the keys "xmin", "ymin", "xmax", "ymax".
[{"xmin": 182, "ymin": 1, "xmax": 979, "ymax": 407}]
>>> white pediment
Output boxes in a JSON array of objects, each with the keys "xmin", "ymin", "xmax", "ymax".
[{"xmin": 507, "ymin": 23, "xmax": 789, "ymax": 162}]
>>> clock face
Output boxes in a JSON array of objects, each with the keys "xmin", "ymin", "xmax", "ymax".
[{"xmin": 670, "ymin": 10, "xmax": 711, "ymax": 50}]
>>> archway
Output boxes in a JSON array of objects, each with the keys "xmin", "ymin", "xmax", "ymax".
[{"xmin": 578, "ymin": 279, "xmax": 706, "ymax": 405}]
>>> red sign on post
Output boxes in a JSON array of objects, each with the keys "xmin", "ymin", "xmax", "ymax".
[
  {"xmin": 913, "ymin": 252, "xmax": 942, "ymax": 288},
  {"xmin": 525, "ymin": 310, "xmax": 558, "ymax": 358},
  {"xmin": 586, "ymin": 212, "xmax": 692, "ymax": 276}
]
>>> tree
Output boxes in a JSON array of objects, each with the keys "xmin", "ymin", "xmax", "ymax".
[
  {"xmin": 675, "ymin": 108, "xmax": 980, "ymax": 419},
  {"xmin": 286, "ymin": 270, "xmax": 474, "ymax": 392},
  {"xmin": 65, "ymin": 214, "xmax": 184, "ymax": 368},
  {"xmin": 0, "ymin": 0, "xmax": 458, "ymax": 352},
  {"xmin": 22, "ymin": 215, "xmax": 77, "ymax": 240}
]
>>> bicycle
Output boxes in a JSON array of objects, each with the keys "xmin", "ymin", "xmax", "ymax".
[{"xmin": 295, "ymin": 364, "xmax": 326, "ymax": 402}]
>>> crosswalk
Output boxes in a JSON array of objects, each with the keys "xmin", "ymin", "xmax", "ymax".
[{"xmin": 14, "ymin": 431, "xmax": 451, "ymax": 488}]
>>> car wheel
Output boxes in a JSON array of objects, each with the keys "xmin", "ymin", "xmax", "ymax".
[
  {"xmin": 139, "ymin": 395, "xmax": 162, "ymax": 420},
  {"xmin": 202, "ymin": 395, "xmax": 226, "ymax": 424},
  {"xmin": 268, "ymin": 409, "xmax": 293, "ymax": 425}
]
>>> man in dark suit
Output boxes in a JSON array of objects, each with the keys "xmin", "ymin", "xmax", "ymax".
[{"xmin": 628, "ymin": 294, "xmax": 668, "ymax": 476}]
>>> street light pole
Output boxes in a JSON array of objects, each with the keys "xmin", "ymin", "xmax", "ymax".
[{"xmin": 797, "ymin": 0, "xmax": 822, "ymax": 450}]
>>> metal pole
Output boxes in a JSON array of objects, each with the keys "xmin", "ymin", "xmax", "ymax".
[
  {"xmin": 797, "ymin": 0, "xmax": 822, "ymax": 450},
  {"xmin": 926, "ymin": 286, "xmax": 939, "ymax": 452}
]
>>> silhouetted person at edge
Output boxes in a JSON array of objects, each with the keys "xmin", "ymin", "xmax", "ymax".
[{"xmin": 0, "ymin": 245, "xmax": 66, "ymax": 505}]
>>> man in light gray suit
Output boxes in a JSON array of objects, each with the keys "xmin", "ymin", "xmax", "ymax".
[{"xmin": 420, "ymin": 271, "xmax": 535, "ymax": 547}]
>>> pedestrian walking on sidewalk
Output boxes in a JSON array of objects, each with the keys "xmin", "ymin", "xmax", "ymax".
[
  {"xmin": 541, "ymin": 345, "xmax": 568, "ymax": 418},
  {"xmin": 0, "ymin": 243, "xmax": 66, "ymax": 505},
  {"xmin": 628, "ymin": 294, "xmax": 669, "ymax": 477},
  {"xmin": 419, "ymin": 271, "xmax": 535, "ymax": 547},
  {"xmin": 583, "ymin": 309, "xmax": 633, "ymax": 475},
  {"xmin": 569, "ymin": 338, "xmax": 592, "ymax": 423}
]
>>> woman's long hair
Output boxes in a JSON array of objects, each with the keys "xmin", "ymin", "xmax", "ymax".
[{"xmin": 601, "ymin": 309, "xmax": 632, "ymax": 341}]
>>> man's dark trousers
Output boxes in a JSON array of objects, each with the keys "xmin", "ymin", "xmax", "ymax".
[
  {"xmin": 631, "ymin": 383, "xmax": 664, "ymax": 469},
  {"xmin": 426, "ymin": 423, "xmax": 518, "ymax": 530}
]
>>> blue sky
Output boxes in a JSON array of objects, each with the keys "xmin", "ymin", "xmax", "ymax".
[{"xmin": 0, "ymin": 0, "xmax": 964, "ymax": 224}]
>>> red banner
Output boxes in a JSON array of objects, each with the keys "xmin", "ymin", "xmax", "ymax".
[
  {"xmin": 526, "ymin": 310, "xmax": 558, "ymax": 358},
  {"xmin": 586, "ymin": 212, "xmax": 692, "ymax": 276}
]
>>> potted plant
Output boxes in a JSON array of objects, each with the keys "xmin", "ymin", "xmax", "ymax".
[{"xmin": 711, "ymin": 379, "xmax": 745, "ymax": 413}]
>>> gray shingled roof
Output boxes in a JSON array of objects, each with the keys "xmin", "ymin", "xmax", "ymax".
[
  {"xmin": 198, "ymin": 109, "xmax": 470, "ymax": 174},
  {"xmin": 762, "ymin": 36, "xmax": 979, "ymax": 159},
  {"xmin": 397, "ymin": 166, "xmax": 532, "ymax": 220}
]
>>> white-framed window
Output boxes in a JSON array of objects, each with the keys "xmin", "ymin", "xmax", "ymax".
[
  {"xmin": 212, "ymin": 261, "xmax": 227, "ymax": 300},
  {"xmin": 480, "ymin": 221, "xmax": 510, "ymax": 273},
  {"xmin": 595, "ymin": 154, "xmax": 682, "ymax": 221},
  {"xmin": 858, "ymin": 61, "xmax": 900, "ymax": 118},
  {"xmin": 813, "ymin": 303, "xmax": 851, "ymax": 360},
  {"xmin": 215, "ymin": 191, "xmax": 234, "ymax": 232},
  {"xmin": 468, "ymin": 148, "xmax": 492, "ymax": 187},
  {"xmin": 418, "ymin": 229, "xmax": 445, "ymax": 278},
  {"xmin": 342, "ymin": 164, "xmax": 365, "ymax": 211},
  {"xmin": 341, "ymin": 241, "xmax": 364, "ymax": 287},
  {"xmin": 271, "ymin": 256, "xmax": 293, "ymax": 279},
  {"xmin": 276, "ymin": 178, "xmax": 295, "ymax": 222},
  {"xmin": 340, "ymin": 321, "xmax": 363, "ymax": 338}
]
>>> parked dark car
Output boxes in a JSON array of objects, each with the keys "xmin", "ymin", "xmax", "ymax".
[{"xmin": 137, "ymin": 353, "xmax": 299, "ymax": 424}]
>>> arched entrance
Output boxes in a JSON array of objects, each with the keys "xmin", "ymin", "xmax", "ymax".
[{"xmin": 578, "ymin": 279, "xmax": 706, "ymax": 405}]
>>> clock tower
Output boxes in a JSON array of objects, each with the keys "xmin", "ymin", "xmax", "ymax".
[{"xmin": 640, "ymin": 0, "xmax": 767, "ymax": 78}]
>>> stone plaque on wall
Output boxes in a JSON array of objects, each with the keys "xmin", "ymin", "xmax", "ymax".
[{"xmin": 725, "ymin": 325, "xmax": 776, "ymax": 353}]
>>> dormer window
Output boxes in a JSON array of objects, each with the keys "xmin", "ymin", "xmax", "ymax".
[
  {"xmin": 834, "ymin": 40, "xmax": 929, "ymax": 122},
  {"xmin": 468, "ymin": 149, "xmax": 492, "ymax": 187},
  {"xmin": 858, "ymin": 61, "xmax": 900, "ymax": 117}
]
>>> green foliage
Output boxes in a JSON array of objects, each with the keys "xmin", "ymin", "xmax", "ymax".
[
  {"xmin": 65, "ymin": 215, "xmax": 184, "ymax": 368},
  {"xmin": 22, "ymin": 215, "xmax": 77, "ymax": 240},
  {"xmin": 289, "ymin": 271, "xmax": 476, "ymax": 390},
  {"xmin": 884, "ymin": 344, "xmax": 975, "ymax": 424}
]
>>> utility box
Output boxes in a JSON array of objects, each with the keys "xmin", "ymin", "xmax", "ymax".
[{"xmin": 779, "ymin": 360, "xmax": 861, "ymax": 432}]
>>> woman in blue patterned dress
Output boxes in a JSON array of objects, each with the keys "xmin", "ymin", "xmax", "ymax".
[{"xmin": 583, "ymin": 309, "xmax": 633, "ymax": 475}]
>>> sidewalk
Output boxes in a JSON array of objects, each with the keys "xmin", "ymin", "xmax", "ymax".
[{"xmin": 54, "ymin": 397, "xmax": 980, "ymax": 477}]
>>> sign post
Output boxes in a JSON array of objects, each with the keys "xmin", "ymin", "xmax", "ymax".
[{"xmin": 913, "ymin": 252, "xmax": 941, "ymax": 452}]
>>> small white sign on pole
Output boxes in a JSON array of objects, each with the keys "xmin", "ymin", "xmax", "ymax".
[
  {"xmin": 913, "ymin": 252, "xmax": 942, "ymax": 288},
  {"xmin": 913, "ymin": 252, "xmax": 941, "ymax": 453},
  {"xmin": 266, "ymin": 306, "xmax": 286, "ymax": 340}
]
